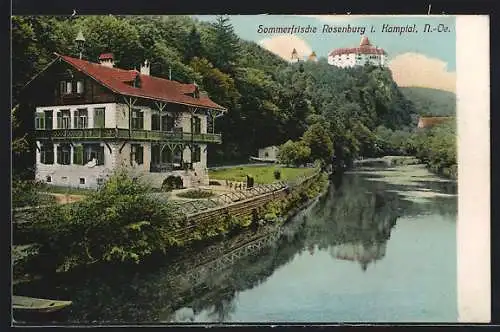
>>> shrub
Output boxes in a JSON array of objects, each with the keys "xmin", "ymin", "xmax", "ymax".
[
  {"xmin": 162, "ymin": 176, "xmax": 183, "ymax": 191},
  {"xmin": 209, "ymin": 180, "xmax": 221, "ymax": 186},
  {"xmin": 177, "ymin": 189, "xmax": 214, "ymax": 199},
  {"xmin": 32, "ymin": 170, "xmax": 179, "ymax": 272},
  {"xmin": 274, "ymin": 169, "xmax": 281, "ymax": 180},
  {"xmin": 12, "ymin": 179, "xmax": 45, "ymax": 208}
]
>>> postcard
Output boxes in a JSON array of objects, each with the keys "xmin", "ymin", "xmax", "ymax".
[{"xmin": 11, "ymin": 14, "xmax": 490, "ymax": 325}]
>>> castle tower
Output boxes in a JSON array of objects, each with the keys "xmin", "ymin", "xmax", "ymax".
[
  {"xmin": 307, "ymin": 51, "xmax": 318, "ymax": 62},
  {"xmin": 291, "ymin": 48, "xmax": 300, "ymax": 63}
]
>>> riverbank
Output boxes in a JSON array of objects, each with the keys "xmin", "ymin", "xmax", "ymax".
[
  {"xmin": 354, "ymin": 155, "xmax": 457, "ymax": 180},
  {"xmin": 12, "ymin": 169, "xmax": 328, "ymax": 285}
]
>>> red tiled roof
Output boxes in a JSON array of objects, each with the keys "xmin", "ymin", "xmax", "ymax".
[
  {"xmin": 56, "ymin": 53, "xmax": 227, "ymax": 111},
  {"xmin": 329, "ymin": 36, "xmax": 387, "ymax": 57},
  {"xmin": 417, "ymin": 116, "xmax": 454, "ymax": 128},
  {"xmin": 329, "ymin": 47, "xmax": 387, "ymax": 57}
]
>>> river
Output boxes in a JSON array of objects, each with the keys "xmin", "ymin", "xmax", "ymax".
[{"xmin": 13, "ymin": 163, "xmax": 457, "ymax": 324}]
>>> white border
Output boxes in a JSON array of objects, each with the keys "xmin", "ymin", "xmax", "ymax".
[{"xmin": 456, "ymin": 15, "xmax": 491, "ymax": 323}]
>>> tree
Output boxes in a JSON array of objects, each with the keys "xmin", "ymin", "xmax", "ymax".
[
  {"xmin": 184, "ymin": 26, "xmax": 203, "ymax": 62},
  {"xmin": 277, "ymin": 140, "xmax": 311, "ymax": 167},
  {"xmin": 301, "ymin": 123, "xmax": 334, "ymax": 164},
  {"xmin": 209, "ymin": 16, "xmax": 240, "ymax": 74}
]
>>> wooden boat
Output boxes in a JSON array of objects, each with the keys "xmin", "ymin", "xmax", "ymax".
[{"xmin": 12, "ymin": 296, "xmax": 72, "ymax": 313}]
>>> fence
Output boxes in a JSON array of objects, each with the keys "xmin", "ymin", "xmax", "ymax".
[
  {"xmin": 169, "ymin": 169, "xmax": 320, "ymax": 218},
  {"xmin": 12, "ymin": 169, "xmax": 321, "ymax": 232}
]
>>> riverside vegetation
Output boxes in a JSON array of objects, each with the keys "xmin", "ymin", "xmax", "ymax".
[{"xmin": 14, "ymin": 170, "xmax": 328, "ymax": 277}]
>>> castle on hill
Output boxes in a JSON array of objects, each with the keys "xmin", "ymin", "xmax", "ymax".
[
  {"xmin": 289, "ymin": 36, "xmax": 387, "ymax": 68},
  {"xmin": 327, "ymin": 36, "xmax": 387, "ymax": 68}
]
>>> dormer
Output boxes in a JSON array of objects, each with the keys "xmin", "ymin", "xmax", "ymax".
[{"xmin": 124, "ymin": 72, "xmax": 142, "ymax": 88}]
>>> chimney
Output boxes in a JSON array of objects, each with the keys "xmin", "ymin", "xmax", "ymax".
[
  {"xmin": 140, "ymin": 60, "xmax": 150, "ymax": 76},
  {"xmin": 98, "ymin": 53, "xmax": 115, "ymax": 68}
]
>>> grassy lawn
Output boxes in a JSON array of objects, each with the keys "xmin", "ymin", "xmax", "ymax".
[
  {"xmin": 39, "ymin": 185, "xmax": 96, "ymax": 196},
  {"xmin": 208, "ymin": 165, "xmax": 316, "ymax": 184}
]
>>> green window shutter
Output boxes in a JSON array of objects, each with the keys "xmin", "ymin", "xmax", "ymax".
[
  {"xmin": 60, "ymin": 81, "xmax": 65, "ymax": 96},
  {"xmin": 73, "ymin": 113, "xmax": 78, "ymax": 128},
  {"xmin": 94, "ymin": 108, "xmax": 105, "ymax": 128},
  {"xmin": 45, "ymin": 112, "xmax": 53, "ymax": 129},
  {"xmin": 56, "ymin": 146, "xmax": 62, "ymax": 164},
  {"xmin": 98, "ymin": 146, "xmax": 105, "ymax": 165},
  {"xmin": 195, "ymin": 118, "xmax": 201, "ymax": 133},
  {"xmin": 46, "ymin": 144, "xmax": 54, "ymax": 164},
  {"xmin": 73, "ymin": 145, "xmax": 84, "ymax": 165},
  {"xmin": 137, "ymin": 146, "xmax": 144, "ymax": 164}
]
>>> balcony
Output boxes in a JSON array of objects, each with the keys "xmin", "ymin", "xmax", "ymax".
[
  {"xmin": 35, "ymin": 128, "xmax": 222, "ymax": 144},
  {"xmin": 150, "ymin": 162, "xmax": 193, "ymax": 173}
]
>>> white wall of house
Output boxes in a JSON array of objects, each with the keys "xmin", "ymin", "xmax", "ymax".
[
  {"xmin": 258, "ymin": 146, "xmax": 279, "ymax": 160},
  {"xmin": 35, "ymin": 141, "xmax": 115, "ymax": 188},
  {"xmin": 115, "ymin": 103, "xmax": 129, "ymax": 128}
]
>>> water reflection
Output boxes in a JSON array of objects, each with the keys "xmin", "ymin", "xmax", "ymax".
[{"xmin": 14, "ymin": 165, "xmax": 457, "ymax": 324}]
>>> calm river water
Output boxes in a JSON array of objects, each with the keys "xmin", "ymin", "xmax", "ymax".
[{"xmin": 14, "ymin": 164, "xmax": 457, "ymax": 324}]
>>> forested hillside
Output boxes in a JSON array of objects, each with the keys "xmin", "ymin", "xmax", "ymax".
[
  {"xmin": 400, "ymin": 87, "xmax": 456, "ymax": 116},
  {"xmin": 12, "ymin": 15, "xmax": 418, "ymax": 173}
]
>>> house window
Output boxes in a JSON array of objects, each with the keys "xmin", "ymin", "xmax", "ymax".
[
  {"xmin": 76, "ymin": 144, "xmax": 104, "ymax": 165},
  {"xmin": 74, "ymin": 109, "xmax": 88, "ymax": 129},
  {"xmin": 131, "ymin": 109, "xmax": 144, "ymax": 130},
  {"xmin": 131, "ymin": 144, "xmax": 144, "ymax": 165},
  {"xmin": 192, "ymin": 145, "xmax": 201, "ymax": 163},
  {"xmin": 46, "ymin": 176, "xmax": 52, "ymax": 183},
  {"xmin": 162, "ymin": 114, "xmax": 174, "ymax": 131},
  {"xmin": 44, "ymin": 110, "xmax": 53, "ymax": 129},
  {"xmin": 56, "ymin": 144, "xmax": 71, "ymax": 165},
  {"xmin": 60, "ymin": 81, "xmax": 73, "ymax": 95},
  {"xmin": 57, "ymin": 110, "xmax": 71, "ymax": 129},
  {"xmin": 94, "ymin": 108, "xmax": 106, "ymax": 128},
  {"xmin": 151, "ymin": 144, "xmax": 161, "ymax": 164},
  {"xmin": 76, "ymin": 80, "xmax": 84, "ymax": 94},
  {"xmin": 191, "ymin": 117, "xmax": 201, "ymax": 134},
  {"xmin": 35, "ymin": 113, "xmax": 45, "ymax": 129},
  {"xmin": 40, "ymin": 143, "xmax": 54, "ymax": 164},
  {"xmin": 151, "ymin": 113, "xmax": 160, "ymax": 131},
  {"xmin": 79, "ymin": 178, "xmax": 85, "ymax": 184}
]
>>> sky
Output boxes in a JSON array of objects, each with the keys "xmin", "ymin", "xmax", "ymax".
[{"xmin": 192, "ymin": 15, "xmax": 456, "ymax": 92}]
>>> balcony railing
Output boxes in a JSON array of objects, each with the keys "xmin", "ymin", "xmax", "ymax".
[
  {"xmin": 35, "ymin": 128, "xmax": 222, "ymax": 144},
  {"xmin": 150, "ymin": 162, "xmax": 193, "ymax": 173}
]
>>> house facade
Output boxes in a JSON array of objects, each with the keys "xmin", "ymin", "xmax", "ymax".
[
  {"xmin": 417, "ymin": 116, "xmax": 454, "ymax": 129},
  {"xmin": 257, "ymin": 146, "xmax": 279, "ymax": 162},
  {"xmin": 23, "ymin": 53, "xmax": 227, "ymax": 189},
  {"xmin": 328, "ymin": 36, "xmax": 387, "ymax": 68}
]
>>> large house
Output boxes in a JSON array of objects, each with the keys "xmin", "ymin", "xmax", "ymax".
[
  {"xmin": 417, "ymin": 116, "xmax": 454, "ymax": 129},
  {"xmin": 20, "ymin": 52, "xmax": 227, "ymax": 189},
  {"xmin": 328, "ymin": 36, "xmax": 387, "ymax": 68}
]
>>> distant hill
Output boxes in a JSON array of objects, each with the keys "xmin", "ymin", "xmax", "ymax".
[{"xmin": 400, "ymin": 87, "xmax": 456, "ymax": 117}]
